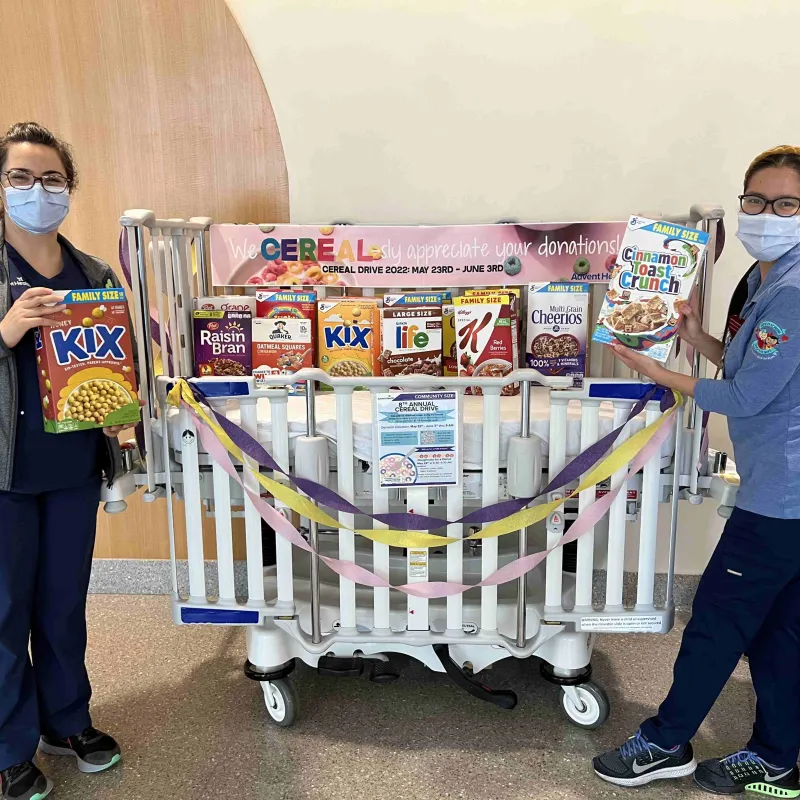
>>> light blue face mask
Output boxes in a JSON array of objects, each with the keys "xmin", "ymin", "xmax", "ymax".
[
  {"xmin": 2, "ymin": 184, "xmax": 70, "ymax": 235},
  {"xmin": 736, "ymin": 211, "xmax": 800, "ymax": 262}
]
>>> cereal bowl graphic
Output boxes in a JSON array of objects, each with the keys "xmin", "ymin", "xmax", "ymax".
[
  {"xmin": 379, "ymin": 453, "xmax": 418, "ymax": 485},
  {"xmin": 57, "ymin": 367, "xmax": 136, "ymax": 426},
  {"xmin": 601, "ymin": 296, "xmax": 676, "ymax": 351}
]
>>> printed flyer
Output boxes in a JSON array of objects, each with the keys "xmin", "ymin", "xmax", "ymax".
[
  {"xmin": 209, "ymin": 222, "xmax": 627, "ymax": 288},
  {"xmin": 376, "ymin": 391, "xmax": 458, "ymax": 488}
]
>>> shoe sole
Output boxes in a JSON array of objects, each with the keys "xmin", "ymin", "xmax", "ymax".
[
  {"xmin": 29, "ymin": 778, "xmax": 54, "ymax": 800},
  {"xmin": 38, "ymin": 740, "xmax": 121, "ymax": 774},
  {"xmin": 693, "ymin": 776, "xmax": 800, "ymax": 797},
  {"xmin": 595, "ymin": 759, "xmax": 698, "ymax": 788}
]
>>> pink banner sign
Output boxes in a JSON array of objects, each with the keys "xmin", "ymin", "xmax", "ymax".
[{"xmin": 210, "ymin": 222, "xmax": 626, "ymax": 289}]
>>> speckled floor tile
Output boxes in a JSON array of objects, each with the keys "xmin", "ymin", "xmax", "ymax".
[{"xmin": 36, "ymin": 597, "xmax": 756, "ymax": 800}]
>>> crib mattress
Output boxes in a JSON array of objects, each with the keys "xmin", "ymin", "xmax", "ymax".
[{"xmin": 165, "ymin": 389, "xmax": 661, "ymax": 470}]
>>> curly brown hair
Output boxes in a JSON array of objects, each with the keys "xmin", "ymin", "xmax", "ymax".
[{"xmin": 0, "ymin": 121, "xmax": 78, "ymax": 191}]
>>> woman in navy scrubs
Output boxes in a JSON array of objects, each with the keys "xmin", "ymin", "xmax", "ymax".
[
  {"xmin": 593, "ymin": 146, "xmax": 800, "ymax": 796},
  {"xmin": 0, "ymin": 123, "xmax": 135, "ymax": 800}
]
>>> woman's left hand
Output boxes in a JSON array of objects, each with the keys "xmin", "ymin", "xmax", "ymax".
[
  {"xmin": 103, "ymin": 398, "xmax": 146, "ymax": 439},
  {"xmin": 606, "ymin": 343, "xmax": 666, "ymax": 383}
]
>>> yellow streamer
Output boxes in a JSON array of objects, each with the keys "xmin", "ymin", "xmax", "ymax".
[{"xmin": 168, "ymin": 381, "xmax": 681, "ymax": 549}]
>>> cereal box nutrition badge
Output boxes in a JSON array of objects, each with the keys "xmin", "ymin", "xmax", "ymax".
[
  {"xmin": 526, "ymin": 282, "xmax": 590, "ymax": 388},
  {"xmin": 592, "ymin": 215, "xmax": 710, "ymax": 363},
  {"xmin": 37, "ymin": 288, "xmax": 139, "ymax": 433}
]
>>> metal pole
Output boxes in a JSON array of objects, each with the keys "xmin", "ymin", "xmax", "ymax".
[
  {"xmin": 196, "ymin": 228, "xmax": 210, "ymax": 297},
  {"xmin": 516, "ymin": 380, "xmax": 531, "ymax": 648},
  {"xmin": 665, "ymin": 404, "xmax": 685, "ymax": 607},
  {"xmin": 306, "ymin": 388, "xmax": 322, "ymax": 645},
  {"xmin": 134, "ymin": 225, "xmax": 157, "ymax": 417}
]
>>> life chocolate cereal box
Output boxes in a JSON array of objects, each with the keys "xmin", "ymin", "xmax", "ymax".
[
  {"xmin": 592, "ymin": 216, "xmax": 709, "ymax": 362},
  {"xmin": 317, "ymin": 298, "xmax": 381, "ymax": 378},
  {"xmin": 380, "ymin": 305, "xmax": 443, "ymax": 377},
  {"xmin": 36, "ymin": 288, "xmax": 139, "ymax": 433}
]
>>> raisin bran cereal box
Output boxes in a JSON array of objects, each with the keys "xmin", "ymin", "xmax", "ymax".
[
  {"xmin": 592, "ymin": 216, "xmax": 709, "ymax": 363},
  {"xmin": 193, "ymin": 296, "xmax": 253, "ymax": 377},
  {"xmin": 526, "ymin": 282, "xmax": 590, "ymax": 388},
  {"xmin": 380, "ymin": 305, "xmax": 443, "ymax": 377},
  {"xmin": 37, "ymin": 288, "xmax": 139, "ymax": 433},
  {"xmin": 454, "ymin": 294, "xmax": 519, "ymax": 396},
  {"xmin": 317, "ymin": 298, "xmax": 381, "ymax": 378},
  {"xmin": 252, "ymin": 291, "xmax": 316, "ymax": 392}
]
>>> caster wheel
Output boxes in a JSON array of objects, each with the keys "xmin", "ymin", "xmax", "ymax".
[
  {"xmin": 262, "ymin": 678, "xmax": 299, "ymax": 727},
  {"xmin": 560, "ymin": 682, "xmax": 610, "ymax": 730}
]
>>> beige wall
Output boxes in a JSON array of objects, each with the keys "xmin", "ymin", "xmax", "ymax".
[{"xmin": 226, "ymin": 0, "xmax": 800, "ymax": 573}]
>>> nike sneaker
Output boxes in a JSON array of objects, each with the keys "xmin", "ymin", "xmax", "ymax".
[{"xmin": 694, "ymin": 750, "xmax": 800, "ymax": 797}]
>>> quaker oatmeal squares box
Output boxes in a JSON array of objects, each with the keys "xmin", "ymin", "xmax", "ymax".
[
  {"xmin": 37, "ymin": 288, "xmax": 139, "ymax": 433},
  {"xmin": 193, "ymin": 298, "xmax": 252, "ymax": 377},
  {"xmin": 380, "ymin": 305, "xmax": 443, "ymax": 377},
  {"xmin": 526, "ymin": 282, "xmax": 590, "ymax": 388},
  {"xmin": 317, "ymin": 298, "xmax": 381, "ymax": 378},
  {"xmin": 592, "ymin": 216, "xmax": 709, "ymax": 362},
  {"xmin": 454, "ymin": 293, "xmax": 519, "ymax": 396},
  {"xmin": 252, "ymin": 291, "xmax": 316, "ymax": 392}
]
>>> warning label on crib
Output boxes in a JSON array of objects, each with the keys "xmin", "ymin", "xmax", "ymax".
[
  {"xmin": 376, "ymin": 391, "xmax": 459, "ymax": 488},
  {"xmin": 579, "ymin": 615, "xmax": 663, "ymax": 633}
]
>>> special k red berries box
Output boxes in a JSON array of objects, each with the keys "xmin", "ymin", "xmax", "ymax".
[
  {"xmin": 36, "ymin": 288, "xmax": 139, "ymax": 433},
  {"xmin": 454, "ymin": 293, "xmax": 519, "ymax": 396}
]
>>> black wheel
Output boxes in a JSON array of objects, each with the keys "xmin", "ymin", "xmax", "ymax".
[
  {"xmin": 560, "ymin": 681, "xmax": 610, "ymax": 729},
  {"xmin": 262, "ymin": 678, "xmax": 299, "ymax": 727}
]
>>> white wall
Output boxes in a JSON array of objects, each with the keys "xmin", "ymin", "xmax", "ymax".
[{"xmin": 226, "ymin": 0, "xmax": 800, "ymax": 573}]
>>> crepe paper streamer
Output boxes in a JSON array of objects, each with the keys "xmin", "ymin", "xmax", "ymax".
[
  {"xmin": 191, "ymin": 400, "xmax": 677, "ymax": 598},
  {"xmin": 171, "ymin": 378, "xmax": 677, "ymax": 537},
  {"xmin": 176, "ymin": 385, "xmax": 681, "ymax": 550}
]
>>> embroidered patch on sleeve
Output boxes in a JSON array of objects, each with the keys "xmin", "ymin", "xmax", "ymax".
[{"xmin": 751, "ymin": 320, "xmax": 789, "ymax": 359}]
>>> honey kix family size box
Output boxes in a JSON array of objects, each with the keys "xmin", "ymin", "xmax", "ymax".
[{"xmin": 36, "ymin": 288, "xmax": 139, "ymax": 434}]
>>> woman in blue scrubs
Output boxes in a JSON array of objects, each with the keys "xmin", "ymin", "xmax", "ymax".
[
  {"xmin": 594, "ymin": 146, "xmax": 800, "ymax": 796},
  {"xmin": 0, "ymin": 123, "xmax": 134, "ymax": 800}
]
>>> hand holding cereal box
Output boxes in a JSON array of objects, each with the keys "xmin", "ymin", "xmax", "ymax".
[
  {"xmin": 592, "ymin": 216, "xmax": 709, "ymax": 362},
  {"xmin": 37, "ymin": 288, "xmax": 139, "ymax": 433}
]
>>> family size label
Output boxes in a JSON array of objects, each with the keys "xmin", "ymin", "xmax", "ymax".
[{"xmin": 376, "ymin": 391, "xmax": 459, "ymax": 488}]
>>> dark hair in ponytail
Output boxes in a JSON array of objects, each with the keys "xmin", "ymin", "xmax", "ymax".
[
  {"xmin": 744, "ymin": 145, "xmax": 800, "ymax": 191},
  {"xmin": 0, "ymin": 121, "xmax": 78, "ymax": 190}
]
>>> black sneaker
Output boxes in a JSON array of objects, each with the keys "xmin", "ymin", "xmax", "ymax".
[
  {"xmin": 0, "ymin": 761, "xmax": 53, "ymax": 800},
  {"xmin": 39, "ymin": 726, "xmax": 121, "ymax": 774},
  {"xmin": 593, "ymin": 729, "xmax": 697, "ymax": 787},
  {"xmin": 694, "ymin": 750, "xmax": 800, "ymax": 796}
]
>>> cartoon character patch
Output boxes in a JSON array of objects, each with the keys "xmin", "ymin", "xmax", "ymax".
[{"xmin": 751, "ymin": 320, "xmax": 789, "ymax": 359}]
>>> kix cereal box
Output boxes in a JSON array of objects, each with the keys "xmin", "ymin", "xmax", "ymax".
[
  {"xmin": 317, "ymin": 298, "xmax": 381, "ymax": 378},
  {"xmin": 592, "ymin": 216, "xmax": 709, "ymax": 362},
  {"xmin": 253, "ymin": 291, "xmax": 316, "ymax": 392},
  {"xmin": 37, "ymin": 288, "xmax": 139, "ymax": 433}
]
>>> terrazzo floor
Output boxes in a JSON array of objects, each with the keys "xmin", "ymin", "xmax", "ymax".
[{"xmin": 38, "ymin": 596, "xmax": 758, "ymax": 800}]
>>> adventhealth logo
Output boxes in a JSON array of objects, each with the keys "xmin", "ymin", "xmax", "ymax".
[
  {"xmin": 51, "ymin": 325, "xmax": 127, "ymax": 366},
  {"xmin": 324, "ymin": 325, "xmax": 370, "ymax": 349}
]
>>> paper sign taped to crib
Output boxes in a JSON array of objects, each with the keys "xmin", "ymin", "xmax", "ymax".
[
  {"xmin": 376, "ymin": 391, "xmax": 459, "ymax": 488},
  {"xmin": 209, "ymin": 222, "xmax": 627, "ymax": 288}
]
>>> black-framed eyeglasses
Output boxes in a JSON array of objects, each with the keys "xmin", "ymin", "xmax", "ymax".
[
  {"xmin": 1, "ymin": 168, "xmax": 69, "ymax": 194},
  {"xmin": 739, "ymin": 194, "xmax": 800, "ymax": 217}
]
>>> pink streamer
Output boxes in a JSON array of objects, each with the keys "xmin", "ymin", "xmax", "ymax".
[{"xmin": 189, "ymin": 403, "xmax": 676, "ymax": 598}]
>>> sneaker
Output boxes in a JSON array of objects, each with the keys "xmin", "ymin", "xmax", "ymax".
[
  {"xmin": 0, "ymin": 762, "xmax": 53, "ymax": 800},
  {"xmin": 593, "ymin": 729, "xmax": 697, "ymax": 787},
  {"xmin": 694, "ymin": 750, "xmax": 800, "ymax": 796},
  {"xmin": 39, "ymin": 726, "xmax": 121, "ymax": 774}
]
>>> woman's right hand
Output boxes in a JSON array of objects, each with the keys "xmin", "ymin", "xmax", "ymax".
[
  {"xmin": 675, "ymin": 299, "xmax": 705, "ymax": 346},
  {"xmin": 0, "ymin": 287, "xmax": 66, "ymax": 349}
]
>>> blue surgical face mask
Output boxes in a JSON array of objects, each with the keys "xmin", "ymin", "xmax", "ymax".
[
  {"xmin": 2, "ymin": 184, "xmax": 70, "ymax": 235},
  {"xmin": 736, "ymin": 211, "xmax": 800, "ymax": 262}
]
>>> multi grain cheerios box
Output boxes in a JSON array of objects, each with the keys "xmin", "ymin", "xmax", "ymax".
[
  {"xmin": 592, "ymin": 216, "xmax": 709, "ymax": 363},
  {"xmin": 36, "ymin": 288, "xmax": 139, "ymax": 433},
  {"xmin": 317, "ymin": 298, "xmax": 381, "ymax": 379},
  {"xmin": 526, "ymin": 282, "xmax": 590, "ymax": 388}
]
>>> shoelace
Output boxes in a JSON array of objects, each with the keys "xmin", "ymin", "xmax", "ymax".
[
  {"xmin": 722, "ymin": 750, "xmax": 763, "ymax": 769},
  {"xmin": 70, "ymin": 726, "xmax": 103, "ymax": 747},
  {"xmin": 620, "ymin": 731, "xmax": 653, "ymax": 760},
  {"xmin": 1, "ymin": 761, "xmax": 32, "ymax": 787}
]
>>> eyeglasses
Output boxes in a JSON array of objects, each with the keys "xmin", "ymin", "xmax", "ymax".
[
  {"xmin": 739, "ymin": 194, "xmax": 800, "ymax": 217},
  {"xmin": 1, "ymin": 168, "xmax": 69, "ymax": 194}
]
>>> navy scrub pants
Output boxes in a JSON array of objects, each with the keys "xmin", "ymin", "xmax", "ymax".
[
  {"xmin": 0, "ymin": 481, "xmax": 100, "ymax": 770},
  {"xmin": 641, "ymin": 507, "xmax": 800, "ymax": 769}
]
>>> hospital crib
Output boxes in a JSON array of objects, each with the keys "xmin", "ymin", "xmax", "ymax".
[{"xmin": 106, "ymin": 206, "xmax": 738, "ymax": 729}]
